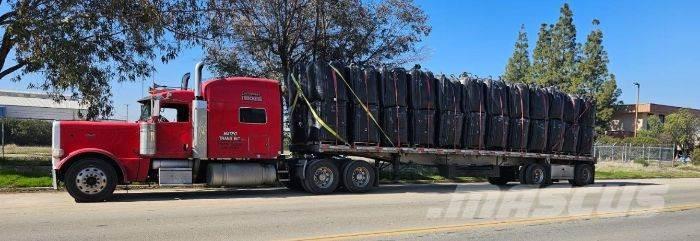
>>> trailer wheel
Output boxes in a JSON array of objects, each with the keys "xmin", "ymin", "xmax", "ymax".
[
  {"xmin": 342, "ymin": 160, "xmax": 375, "ymax": 193},
  {"xmin": 571, "ymin": 164, "xmax": 594, "ymax": 187},
  {"xmin": 302, "ymin": 159, "xmax": 340, "ymax": 194},
  {"xmin": 524, "ymin": 163, "xmax": 549, "ymax": 187},
  {"xmin": 519, "ymin": 165, "xmax": 529, "ymax": 184},
  {"xmin": 64, "ymin": 158, "xmax": 118, "ymax": 202}
]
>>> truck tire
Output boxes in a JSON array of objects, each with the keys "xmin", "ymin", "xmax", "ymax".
[
  {"xmin": 524, "ymin": 163, "xmax": 549, "ymax": 187},
  {"xmin": 64, "ymin": 158, "xmax": 118, "ymax": 202},
  {"xmin": 570, "ymin": 164, "xmax": 594, "ymax": 187},
  {"xmin": 519, "ymin": 165, "xmax": 528, "ymax": 184},
  {"xmin": 487, "ymin": 177, "xmax": 509, "ymax": 185},
  {"xmin": 302, "ymin": 159, "xmax": 340, "ymax": 194},
  {"xmin": 342, "ymin": 160, "xmax": 375, "ymax": 193}
]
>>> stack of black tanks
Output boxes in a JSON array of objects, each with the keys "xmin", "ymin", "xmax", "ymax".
[
  {"xmin": 287, "ymin": 61, "xmax": 596, "ymax": 156},
  {"xmin": 288, "ymin": 62, "xmax": 349, "ymax": 145}
]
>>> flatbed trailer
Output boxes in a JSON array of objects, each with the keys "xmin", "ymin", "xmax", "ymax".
[{"xmin": 287, "ymin": 143, "xmax": 597, "ymax": 188}]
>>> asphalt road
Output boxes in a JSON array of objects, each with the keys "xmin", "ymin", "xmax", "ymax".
[{"xmin": 1, "ymin": 178, "xmax": 699, "ymax": 241}]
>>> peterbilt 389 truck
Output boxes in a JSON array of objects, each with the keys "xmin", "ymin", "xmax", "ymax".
[{"xmin": 51, "ymin": 62, "xmax": 595, "ymax": 202}]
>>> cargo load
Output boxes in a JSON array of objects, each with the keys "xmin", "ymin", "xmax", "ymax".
[
  {"xmin": 563, "ymin": 95, "xmax": 583, "ymax": 123},
  {"xmin": 528, "ymin": 119, "xmax": 548, "ymax": 152},
  {"xmin": 409, "ymin": 109, "xmax": 436, "ymax": 147},
  {"xmin": 508, "ymin": 83, "xmax": 530, "ymax": 119},
  {"xmin": 462, "ymin": 78, "xmax": 486, "ymax": 113},
  {"xmin": 308, "ymin": 61, "xmax": 349, "ymax": 102},
  {"xmin": 437, "ymin": 111, "xmax": 464, "ymax": 148},
  {"xmin": 578, "ymin": 98, "xmax": 596, "ymax": 127},
  {"xmin": 529, "ymin": 86, "xmax": 549, "ymax": 120},
  {"xmin": 547, "ymin": 119, "xmax": 565, "ymax": 153},
  {"xmin": 547, "ymin": 87, "xmax": 565, "ymax": 120},
  {"xmin": 380, "ymin": 67, "xmax": 408, "ymax": 107},
  {"xmin": 306, "ymin": 101, "xmax": 349, "ymax": 144},
  {"xmin": 508, "ymin": 118, "xmax": 530, "ymax": 151},
  {"xmin": 485, "ymin": 80, "xmax": 509, "ymax": 116},
  {"xmin": 289, "ymin": 103, "xmax": 309, "ymax": 144},
  {"xmin": 382, "ymin": 106, "xmax": 409, "ymax": 146},
  {"xmin": 562, "ymin": 123, "xmax": 580, "ymax": 154},
  {"xmin": 578, "ymin": 126, "xmax": 594, "ymax": 155},
  {"xmin": 486, "ymin": 114, "xmax": 509, "ymax": 149},
  {"xmin": 436, "ymin": 75, "xmax": 461, "ymax": 111},
  {"xmin": 350, "ymin": 104, "xmax": 381, "ymax": 145},
  {"xmin": 408, "ymin": 69, "xmax": 436, "ymax": 110},
  {"xmin": 349, "ymin": 66, "xmax": 380, "ymax": 105},
  {"xmin": 463, "ymin": 112, "xmax": 486, "ymax": 149}
]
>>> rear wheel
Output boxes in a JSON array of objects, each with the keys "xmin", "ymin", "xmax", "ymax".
[
  {"xmin": 302, "ymin": 159, "xmax": 340, "ymax": 194},
  {"xmin": 524, "ymin": 163, "xmax": 549, "ymax": 187},
  {"xmin": 342, "ymin": 160, "xmax": 375, "ymax": 193},
  {"xmin": 571, "ymin": 164, "xmax": 594, "ymax": 187},
  {"xmin": 64, "ymin": 158, "xmax": 118, "ymax": 202}
]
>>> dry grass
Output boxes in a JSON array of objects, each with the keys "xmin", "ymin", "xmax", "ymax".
[{"xmin": 596, "ymin": 162, "xmax": 700, "ymax": 179}]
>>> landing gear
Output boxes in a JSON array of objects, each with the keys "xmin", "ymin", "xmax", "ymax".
[{"xmin": 64, "ymin": 158, "xmax": 118, "ymax": 202}]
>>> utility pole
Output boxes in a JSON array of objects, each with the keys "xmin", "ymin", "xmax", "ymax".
[
  {"xmin": 633, "ymin": 82, "xmax": 640, "ymax": 137},
  {"xmin": 125, "ymin": 104, "xmax": 129, "ymax": 122}
]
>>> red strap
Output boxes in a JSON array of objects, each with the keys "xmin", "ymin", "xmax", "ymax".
[{"xmin": 331, "ymin": 67, "xmax": 340, "ymax": 145}]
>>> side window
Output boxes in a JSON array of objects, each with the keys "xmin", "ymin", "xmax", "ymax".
[
  {"xmin": 160, "ymin": 104, "xmax": 190, "ymax": 122},
  {"xmin": 240, "ymin": 108, "xmax": 266, "ymax": 124}
]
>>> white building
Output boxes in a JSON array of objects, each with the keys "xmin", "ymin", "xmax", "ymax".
[{"xmin": 0, "ymin": 90, "xmax": 86, "ymax": 120}]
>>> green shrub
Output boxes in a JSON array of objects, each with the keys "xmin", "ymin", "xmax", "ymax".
[
  {"xmin": 692, "ymin": 149, "xmax": 700, "ymax": 166},
  {"xmin": 634, "ymin": 159, "xmax": 650, "ymax": 167},
  {"xmin": 1, "ymin": 119, "xmax": 52, "ymax": 146}
]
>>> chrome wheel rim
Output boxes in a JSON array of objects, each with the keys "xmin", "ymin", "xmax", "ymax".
[
  {"xmin": 313, "ymin": 166, "xmax": 334, "ymax": 189},
  {"xmin": 351, "ymin": 166, "xmax": 370, "ymax": 188},
  {"xmin": 76, "ymin": 167, "xmax": 108, "ymax": 195},
  {"xmin": 532, "ymin": 168, "xmax": 544, "ymax": 184}
]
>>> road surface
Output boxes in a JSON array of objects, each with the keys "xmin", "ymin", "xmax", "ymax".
[{"xmin": 1, "ymin": 178, "xmax": 699, "ymax": 241}]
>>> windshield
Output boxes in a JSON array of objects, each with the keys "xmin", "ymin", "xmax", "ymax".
[{"xmin": 139, "ymin": 101, "xmax": 151, "ymax": 121}]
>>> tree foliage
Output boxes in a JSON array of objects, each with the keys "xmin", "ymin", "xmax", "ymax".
[
  {"xmin": 503, "ymin": 25, "xmax": 531, "ymax": 83},
  {"xmin": 203, "ymin": 0, "xmax": 431, "ymax": 83},
  {"xmin": 0, "ymin": 0, "xmax": 207, "ymax": 119},
  {"xmin": 663, "ymin": 109, "xmax": 700, "ymax": 154},
  {"xmin": 509, "ymin": 4, "xmax": 621, "ymax": 132}
]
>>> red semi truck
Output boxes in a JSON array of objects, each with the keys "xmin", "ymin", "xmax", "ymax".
[{"xmin": 51, "ymin": 63, "xmax": 596, "ymax": 202}]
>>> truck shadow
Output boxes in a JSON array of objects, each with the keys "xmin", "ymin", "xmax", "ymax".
[{"xmin": 108, "ymin": 180, "xmax": 660, "ymax": 203}]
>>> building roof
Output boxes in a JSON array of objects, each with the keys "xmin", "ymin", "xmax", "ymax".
[
  {"xmin": 614, "ymin": 103, "xmax": 700, "ymax": 116},
  {"xmin": 0, "ymin": 89, "xmax": 85, "ymax": 109}
]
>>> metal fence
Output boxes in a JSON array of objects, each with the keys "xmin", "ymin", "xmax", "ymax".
[{"xmin": 594, "ymin": 144, "xmax": 676, "ymax": 163}]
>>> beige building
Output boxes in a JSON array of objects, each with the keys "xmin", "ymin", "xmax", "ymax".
[
  {"xmin": 0, "ymin": 90, "xmax": 86, "ymax": 120},
  {"xmin": 608, "ymin": 103, "xmax": 700, "ymax": 137}
]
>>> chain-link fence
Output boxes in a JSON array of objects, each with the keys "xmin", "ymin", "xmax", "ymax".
[{"xmin": 594, "ymin": 144, "xmax": 676, "ymax": 164}]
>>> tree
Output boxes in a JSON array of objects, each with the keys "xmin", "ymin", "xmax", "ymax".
[
  {"xmin": 550, "ymin": 3, "xmax": 578, "ymax": 91},
  {"xmin": 531, "ymin": 23, "xmax": 552, "ymax": 86},
  {"xmin": 663, "ymin": 109, "xmax": 700, "ymax": 155},
  {"xmin": 503, "ymin": 24, "xmax": 531, "ymax": 83},
  {"xmin": 204, "ymin": 0, "xmax": 431, "ymax": 83},
  {"xmin": 637, "ymin": 115, "xmax": 670, "ymax": 144},
  {"xmin": 575, "ymin": 19, "xmax": 608, "ymax": 96},
  {"xmin": 595, "ymin": 74, "xmax": 621, "ymax": 131},
  {"xmin": 0, "ymin": 0, "xmax": 206, "ymax": 119}
]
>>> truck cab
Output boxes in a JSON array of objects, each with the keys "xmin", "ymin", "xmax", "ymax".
[{"xmin": 52, "ymin": 63, "xmax": 283, "ymax": 202}]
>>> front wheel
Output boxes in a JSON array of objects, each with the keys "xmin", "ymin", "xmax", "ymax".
[
  {"xmin": 342, "ymin": 160, "xmax": 376, "ymax": 193},
  {"xmin": 64, "ymin": 158, "xmax": 118, "ymax": 202},
  {"xmin": 302, "ymin": 159, "xmax": 340, "ymax": 194}
]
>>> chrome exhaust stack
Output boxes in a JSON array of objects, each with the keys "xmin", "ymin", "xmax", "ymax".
[{"xmin": 192, "ymin": 62, "xmax": 207, "ymax": 160}]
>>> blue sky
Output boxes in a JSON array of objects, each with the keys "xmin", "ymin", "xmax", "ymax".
[{"xmin": 1, "ymin": 0, "xmax": 699, "ymax": 120}]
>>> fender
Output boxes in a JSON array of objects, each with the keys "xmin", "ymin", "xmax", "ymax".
[{"xmin": 57, "ymin": 148, "xmax": 130, "ymax": 182}]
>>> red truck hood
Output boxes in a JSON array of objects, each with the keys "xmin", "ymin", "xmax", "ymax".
[{"xmin": 54, "ymin": 121, "xmax": 141, "ymax": 168}]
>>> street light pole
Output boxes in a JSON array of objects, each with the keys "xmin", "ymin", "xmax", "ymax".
[{"xmin": 633, "ymin": 82, "xmax": 640, "ymax": 137}]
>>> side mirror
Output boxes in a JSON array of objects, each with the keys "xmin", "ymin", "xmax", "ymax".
[{"xmin": 151, "ymin": 98, "xmax": 161, "ymax": 118}]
